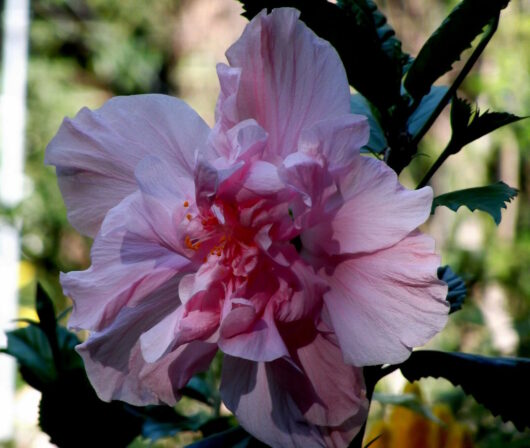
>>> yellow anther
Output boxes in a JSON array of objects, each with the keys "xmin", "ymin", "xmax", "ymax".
[
  {"xmin": 183, "ymin": 201, "xmax": 189, "ymax": 207},
  {"xmin": 186, "ymin": 213, "xmax": 192, "ymax": 221}
]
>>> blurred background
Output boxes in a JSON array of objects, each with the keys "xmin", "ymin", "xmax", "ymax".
[{"xmin": 0, "ymin": 0, "xmax": 528, "ymax": 446}]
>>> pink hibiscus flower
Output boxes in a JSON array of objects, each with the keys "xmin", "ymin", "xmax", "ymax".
[{"xmin": 45, "ymin": 8, "xmax": 448, "ymax": 448}]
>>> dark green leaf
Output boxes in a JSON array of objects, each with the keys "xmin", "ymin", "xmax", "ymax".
[
  {"xmin": 339, "ymin": 0, "xmax": 411, "ymax": 73},
  {"xmin": 199, "ymin": 416, "xmax": 236, "ymax": 437},
  {"xmin": 407, "ymin": 86, "xmax": 449, "ymax": 136},
  {"xmin": 39, "ymin": 371, "xmax": 143, "ymax": 447},
  {"xmin": 238, "ymin": 0, "xmax": 405, "ymax": 110},
  {"xmin": 3, "ymin": 325, "xmax": 56, "ymax": 389},
  {"xmin": 449, "ymin": 96, "xmax": 474, "ymax": 140},
  {"xmin": 404, "ymin": 0, "xmax": 510, "ymax": 100},
  {"xmin": 186, "ymin": 426, "xmax": 251, "ymax": 448},
  {"xmin": 372, "ymin": 392, "xmax": 443, "ymax": 424},
  {"xmin": 350, "ymin": 94, "xmax": 387, "ymax": 153},
  {"xmin": 400, "ymin": 351, "xmax": 530, "ymax": 430},
  {"xmin": 182, "ymin": 375, "xmax": 216, "ymax": 406},
  {"xmin": 450, "ymin": 97, "xmax": 526, "ymax": 148},
  {"xmin": 438, "ymin": 265, "xmax": 467, "ymax": 314},
  {"xmin": 432, "ymin": 181, "xmax": 518, "ymax": 225},
  {"xmin": 35, "ymin": 284, "xmax": 61, "ymax": 368},
  {"xmin": 141, "ymin": 409, "xmax": 208, "ymax": 441},
  {"xmin": 55, "ymin": 326, "xmax": 84, "ymax": 371}
]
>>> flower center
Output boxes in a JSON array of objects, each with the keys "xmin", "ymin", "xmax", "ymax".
[{"xmin": 181, "ymin": 199, "xmax": 259, "ymax": 271}]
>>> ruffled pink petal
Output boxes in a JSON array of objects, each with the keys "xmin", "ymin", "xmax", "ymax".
[
  {"xmin": 274, "ymin": 260, "xmax": 326, "ymax": 323},
  {"xmin": 210, "ymin": 118, "xmax": 268, "ymax": 163},
  {"xmin": 323, "ymin": 232, "xmax": 449, "ymax": 366},
  {"xmin": 218, "ymin": 301, "xmax": 288, "ymax": 362},
  {"xmin": 217, "ymin": 8, "xmax": 350, "ymax": 159},
  {"xmin": 303, "ymin": 156, "xmax": 434, "ymax": 256},
  {"xmin": 241, "ymin": 160, "xmax": 285, "ymax": 196},
  {"xmin": 281, "ymin": 152, "xmax": 331, "ymax": 208},
  {"xmin": 173, "ymin": 283, "xmax": 224, "ymax": 346},
  {"xmin": 45, "ymin": 95, "xmax": 209, "ymax": 236},
  {"xmin": 63, "ymin": 191, "xmax": 191, "ymax": 331},
  {"xmin": 178, "ymin": 260, "xmax": 229, "ymax": 304},
  {"xmin": 298, "ymin": 114, "xmax": 369, "ymax": 174}
]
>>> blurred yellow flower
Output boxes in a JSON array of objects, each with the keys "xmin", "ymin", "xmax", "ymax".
[{"xmin": 365, "ymin": 383, "xmax": 474, "ymax": 448}]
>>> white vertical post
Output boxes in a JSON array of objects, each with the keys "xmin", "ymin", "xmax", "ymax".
[{"xmin": 0, "ymin": 0, "xmax": 30, "ymax": 442}]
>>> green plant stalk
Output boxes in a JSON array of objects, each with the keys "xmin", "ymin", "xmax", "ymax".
[
  {"xmin": 416, "ymin": 140, "xmax": 460, "ymax": 189},
  {"xmin": 411, "ymin": 15, "xmax": 499, "ymax": 148}
]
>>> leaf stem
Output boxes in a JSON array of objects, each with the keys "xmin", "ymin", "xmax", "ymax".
[
  {"xmin": 411, "ymin": 15, "xmax": 499, "ymax": 148},
  {"xmin": 416, "ymin": 140, "xmax": 459, "ymax": 189}
]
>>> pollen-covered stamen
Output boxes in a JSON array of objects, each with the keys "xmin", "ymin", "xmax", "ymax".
[{"xmin": 184, "ymin": 235, "xmax": 201, "ymax": 251}]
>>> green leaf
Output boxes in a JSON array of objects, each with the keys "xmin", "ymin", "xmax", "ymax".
[
  {"xmin": 35, "ymin": 284, "xmax": 61, "ymax": 368},
  {"xmin": 182, "ymin": 375, "xmax": 216, "ymax": 406},
  {"xmin": 404, "ymin": 0, "xmax": 510, "ymax": 101},
  {"xmin": 39, "ymin": 371, "xmax": 143, "ymax": 447},
  {"xmin": 186, "ymin": 426, "xmax": 252, "ymax": 448},
  {"xmin": 407, "ymin": 86, "xmax": 449, "ymax": 137},
  {"xmin": 350, "ymin": 94, "xmax": 387, "ymax": 153},
  {"xmin": 2, "ymin": 325, "xmax": 57, "ymax": 389},
  {"xmin": 437, "ymin": 265, "xmax": 467, "ymax": 314},
  {"xmin": 399, "ymin": 351, "xmax": 530, "ymax": 430},
  {"xmin": 238, "ymin": 0, "xmax": 406, "ymax": 111},
  {"xmin": 450, "ymin": 97, "xmax": 526, "ymax": 149},
  {"xmin": 339, "ymin": 0, "xmax": 411, "ymax": 73},
  {"xmin": 372, "ymin": 392, "xmax": 444, "ymax": 424},
  {"xmin": 432, "ymin": 181, "xmax": 518, "ymax": 225},
  {"xmin": 140, "ymin": 408, "xmax": 209, "ymax": 442}
]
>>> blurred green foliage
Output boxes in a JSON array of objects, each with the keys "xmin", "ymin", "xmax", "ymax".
[{"xmin": 20, "ymin": 0, "xmax": 182, "ymax": 310}]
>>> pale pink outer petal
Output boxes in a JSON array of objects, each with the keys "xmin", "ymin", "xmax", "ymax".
[
  {"xmin": 323, "ymin": 232, "xmax": 449, "ymax": 366},
  {"xmin": 285, "ymin": 330, "xmax": 367, "ymax": 427},
  {"xmin": 45, "ymin": 94, "xmax": 209, "ymax": 236},
  {"xmin": 63, "ymin": 191, "xmax": 191, "ymax": 332},
  {"xmin": 302, "ymin": 156, "xmax": 434, "ymax": 256},
  {"xmin": 217, "ymin": 8, "xmax": 350, "ymax": 159},
  {"xmin": 220, "ymin": 345, "xmax": 369, "ymax": 448},
  {"xmin": 75, "ymin": 275, "xmax": 216, "ymax": 406},
  {"xmin": 220, "ymin": 356, "xmax": 324, "ymax": 448}
]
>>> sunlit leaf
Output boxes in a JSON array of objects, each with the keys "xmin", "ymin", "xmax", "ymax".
[
  {"xmin": 438, "ymin": 265, "xmax": 467, "ymax": 314},
  {"xmin": 372, "ymin": 392, "xmax": 443, "ymax": 424},
  {"xmin": 400, "ymin": 351, "xmax": 530, "ymax": 430},
  {"xmin": 432, "ymin": 181, "xmax": 518, "ymax": 225},
  {"xmin": 404, "ymin": 0, "xmax": 510, "ymax": 100},
  {"xmin": 407, "ymin": 85, "xmax": 449, "ymax": 137}
]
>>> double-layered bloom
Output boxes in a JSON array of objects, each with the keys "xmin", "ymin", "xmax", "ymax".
[{"xmin": 46, "ymin": 8, "xmax": 448, "ymax": 448}]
